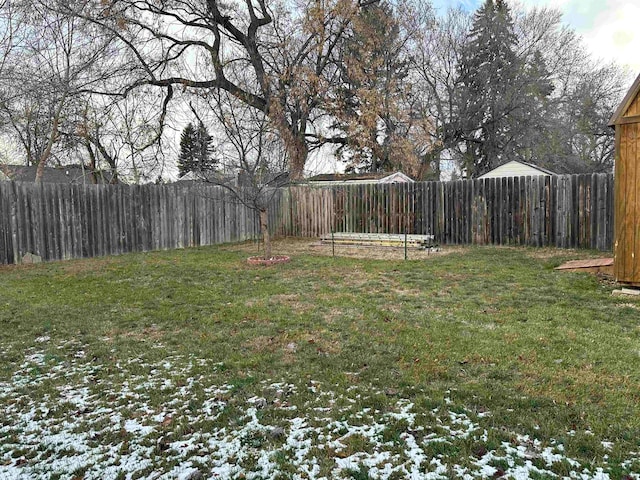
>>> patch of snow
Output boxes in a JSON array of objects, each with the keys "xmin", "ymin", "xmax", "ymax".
[
  {"xmin": 124, "ymin": 419, "xmax": 154, "ymax": 436},
  {"xmin": 0, "ymin": 346, "xmax": 636, "ymax": 480}
]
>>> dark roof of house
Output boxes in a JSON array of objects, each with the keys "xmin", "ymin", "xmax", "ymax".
[
  {"xmin": 177, "ymin": 170, "xmax": 290, "ymax": 188},
  {"xmin": 0, "ymin": 164, "xmax": 114, "ymax": 184},
  {"xmin": 175, "ymin": 171, "xmax": 239, "ymax": 185},
  {"xmin": 307, "ymin": 172, "xmax": 399, "ymax": 182},
  {"xmin": 609, "ymin": 73, "xmax": 640, "ymax": 127},
  {"xmin": 238, "ymin": 170, "xmax": 289, "ymax": 187}
]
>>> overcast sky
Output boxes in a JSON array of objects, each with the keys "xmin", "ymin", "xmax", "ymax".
[{"xmin": 432, "ymin": 0, "xmax": 640, "ymax": 76}]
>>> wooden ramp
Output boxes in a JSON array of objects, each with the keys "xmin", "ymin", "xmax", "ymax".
[
  {"xmin": 555, "ymin": 258, "xmax": 614, "ymax": 276},
  {"xmin": 320, "ymin": 232, "xmax": 435, "ymax": 249}
]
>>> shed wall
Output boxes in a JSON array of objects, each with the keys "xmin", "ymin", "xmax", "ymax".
[
  {"xmin": 614, "ymin": 122, "xmax": 640, "ymax": 285},
  {"xmin": 627, "ymin": 95, "xmax": 640, "ymax": 116}
]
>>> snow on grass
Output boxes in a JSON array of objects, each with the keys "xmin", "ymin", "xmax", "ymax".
[{"xmin": 1, "ymin": 346, "xmax": 639, "ymax": 479}]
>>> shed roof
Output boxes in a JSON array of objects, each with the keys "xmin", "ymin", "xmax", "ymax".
[
  {"xmin": 307, "ymin": 171, "xmax": 414, "ymax": 184},
  {"xmin": 478, "ymin": 160, "xmax": 555, "ymax": 179},
  {"xmin": 307, "ymin": 172, "xmax": 390, "ymax": 182},
  {"xmin": 609, "ymin": 73, "xmax": 640, "ymax": 127}
]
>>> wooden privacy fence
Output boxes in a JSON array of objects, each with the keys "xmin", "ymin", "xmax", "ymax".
[
  {"xmin": 277, "ymin": 173, "xmax": 614, "ymax": 251},
  {"xmin": 0, "ymin": 182, "xmax": 269, "ymax": 264},
  {"xmin": 0, "ymin": 173, "xmax": 614, "ymax": 264}
]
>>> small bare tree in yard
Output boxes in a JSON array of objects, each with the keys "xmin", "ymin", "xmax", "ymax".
[{"xmin": 199, "ymin": 91, "xmax": 288, "ymax": 261}]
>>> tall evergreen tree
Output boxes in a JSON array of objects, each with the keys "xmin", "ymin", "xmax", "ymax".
[
  {"xmin": 177, "ymin": 121, "xmax": 215, "ymax": 177},
  {"xmin": 515, "ymin": 49, "xmax": 555, "ymax": 165},
  {"xmin": 177, "ymin": 123, "xmax": 197, "ymax": 177},
  {"xmin": 194, "ymin": 121, "xmax": 215, "ymax": 171},
  {"xmin": 331, "ymin": 1, "xmax": 420, "ymax": 175},
  {"xmin": 457, "ymin": 0, "xmax": 521, "ymax": 176},
  {"xmin": 456, "ymin": 0, "xmax": 557, "ymax": 177}
]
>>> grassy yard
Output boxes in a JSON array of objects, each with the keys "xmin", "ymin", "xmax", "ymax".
[{"xmin": 1, "ymin": 240, "xmax": 639, "ymax": 479}]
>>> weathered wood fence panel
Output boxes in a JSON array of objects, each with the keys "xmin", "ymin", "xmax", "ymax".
[
  {"xmin": 0, "ymin": 182, "xmax": 261, "ymax": 264},
  {"xmin": 0, "ymin": 173, "xmax": 615, "ymax": 264},
  {"xmin": 275, "ymin": 173, "xmax": 614, "ymax": 251}
]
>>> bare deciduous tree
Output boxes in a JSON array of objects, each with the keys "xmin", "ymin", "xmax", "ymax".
[
  {"xmin": 72, "ymin": 88, "xmax": 170, "ymax": 183},
  {"xmin": 194, "ymin": 90, "xmax": 288, "ymax": 260},
  {"xmin": 0, "ymin": 0, "xmax": 118, "ymax": 182},
  {"xmin": 61, "ymin": 0, "xmax": 379, "ymax": 180},
  {"xmin": 409, "ymin": 6, "xmax": 470, "ymax": 178}
]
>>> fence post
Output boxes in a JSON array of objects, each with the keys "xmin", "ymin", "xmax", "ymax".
[
  {"xmin": 331, "ymin": 228, "xmax": 335, "ymax": 257},
  {"xmin": 404, "ymin": 230, "xmax": 407, "ymax": 261}
]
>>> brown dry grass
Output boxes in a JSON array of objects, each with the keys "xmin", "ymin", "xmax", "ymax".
[
  {"xmin": 245, "ymin": 293, "xmax": 313, "ymax": 314},
  {"xmin": 104, "ymin": 324, "xmax": 168, "ymax": 343},
  {"xmin": 223, "ymin": 237, "xmax": 468, "ymax": 261},
  {"xmin": 267, "ymin": 293, "xmax": 313, "ymax": 314},
  {"xmin": 521, "ymin": 247, "xmax": 607, "ymax": 260},
  {"xmin": 245, "ymin": 330, "xmax": 341, "ymax": 359}
]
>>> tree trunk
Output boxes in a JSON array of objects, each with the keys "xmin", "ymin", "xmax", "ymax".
[
  {"xmin": 284, "ymin": 134, "xmax": 308, "ymax": 181},
  {"xmin": 269, "ymin": 105, "xmax": 309, "ymax": 181},
  {"xmin": 84, "ymin": 143, "xmax": 99, "ymax": 184},
  {"xmin": 259, "ymin": 208, "xmax": 271, "ymax": 260},
  {"xmin": 35, "ymin": 117, "xmax": 60, "ymax": 184},
  {"xmin": 417, "ymin": 149, "xmax": 442, "ymax": 181},
  {"xmin": 93, "ymin": 138, "xmax": 119, "ymax": 184},
  {"xmin": 35, "ymin": 92, "xmax": 67, "ymax": 184}
]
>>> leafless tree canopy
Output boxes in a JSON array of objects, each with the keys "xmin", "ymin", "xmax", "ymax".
[
  {"xmin": 0, "ymin": 0, "xmax": 631, "ymax": 182},
  {"xmin": 50, "ymin": 0, "xmax": 383, "ymax": 180}
]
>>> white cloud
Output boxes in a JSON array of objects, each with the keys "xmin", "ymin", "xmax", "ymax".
[
  {"xmin": 580, "ymin": 1, "xmax": 640, "ymax": 74},
  {"xmin": 516, "ymin": 0, "xmax": 640, "ymax": 75}
]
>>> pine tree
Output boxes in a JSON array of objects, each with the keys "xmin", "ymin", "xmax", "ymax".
[
  {"xmin": 332, "ymin": 1, "xmax": 416, "ymax": 174},
  {"xmin": 177, "ymin": 123, "xmax": 197, "ymax": 177},
  {"xmin": 457, "ymin": 0, "xmax": 521, "ymax": 176},
  {"xmin": 455, "ymin": 0, "xmax": 557, "ymax": 177},
  {"xmin": 177, "ymin": 121, "xmax": 216, "ymax": 177},
  {"xmin": 516, "ymin": 49, "xmax": 555, "ymax": 165}
]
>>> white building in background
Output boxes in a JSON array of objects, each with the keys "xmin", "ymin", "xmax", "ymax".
[
  {"xmin": 306, "ymin": 171, "xmax": 414, "ymax": 185},
  {"xmin": 478, "ymin": 160, "xmax": 555, "ymax": 179}
]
